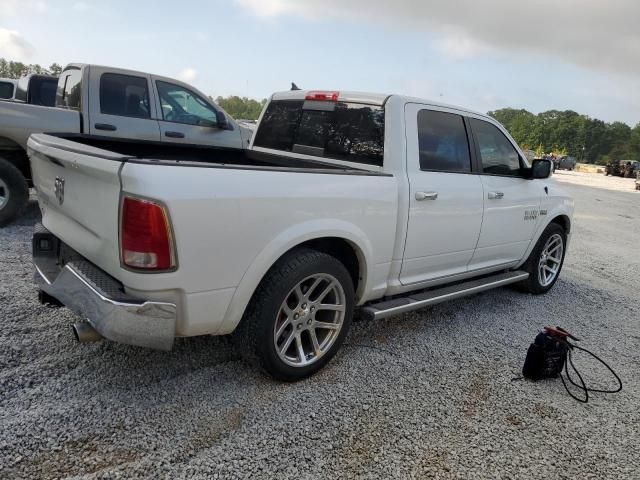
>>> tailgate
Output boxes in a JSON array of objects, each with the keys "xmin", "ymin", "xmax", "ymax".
[{"xmin": 27, "ymin": 134, "xmax": 128, "ymax": 278}]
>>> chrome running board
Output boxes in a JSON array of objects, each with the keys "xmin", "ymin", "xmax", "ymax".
[{"xmin": 360, "ymin": 270, "xmax": 529, "ymax": 321}]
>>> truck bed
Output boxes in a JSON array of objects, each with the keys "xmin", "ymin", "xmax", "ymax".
[{"xmin": 41, "ymin": 133, "xmax": 370, "ymax": 173}]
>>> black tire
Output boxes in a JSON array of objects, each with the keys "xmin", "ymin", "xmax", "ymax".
[
  {"xmin": 0, "ymin": 157, "xmax": 29, "ymax": 227},
  {"xmin": 518, "ymin": 223, "xmax": 567, "ymax": 294},
  {"xmin": 236, "ymin": 247, "xmax": 355, "ymax": 381}
]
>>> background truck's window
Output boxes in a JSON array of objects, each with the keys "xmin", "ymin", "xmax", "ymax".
[
  {"xmin": 30, "ymin": 77, "xmax": 57, "ymax": 106},
  {"xmin": 417, "ymin": 110, "xmax": 471, "ymax": 172},
  {"xmin": 0, "ymin": 81, "xmax": 14, "ymax": 99},
  {"xmin": 56, "ymin": 68, "xmax": 82, "ymax": 110},
  {"xmin": 253, "ymin": 99, "xmax": 385, "ymax": 166},
  {"xmin": 156, "ymin": 81, "xmax": 218, "ymax": 126},
  {"xmin": 100, "ymin": 73, "xmax": 150, "ymax": 118},
  {"xmin": 470, "ymin": 118, "xmax": 522, "ymax": 176}
]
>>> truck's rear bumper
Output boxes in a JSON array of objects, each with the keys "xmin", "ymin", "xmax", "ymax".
[{"xmin": 33, "ymin": 226, "xmax": 177, "ymax": 350}]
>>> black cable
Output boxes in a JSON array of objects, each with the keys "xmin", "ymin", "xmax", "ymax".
[
  {"xmin": 560, "ymin": 345, "xmax": 589, "ymax": 403},
  {"xmin": 565, "ymin": 344, "xmax": 623, "ymax": 394},
  {"xmin": 559, "ymin": 342, "xmax": 622, "ymax": 403}
]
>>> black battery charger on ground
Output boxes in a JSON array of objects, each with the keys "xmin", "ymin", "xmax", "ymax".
[{"xmin": 522, "ymin": 327, "xmax": 622, "ymax": 403}]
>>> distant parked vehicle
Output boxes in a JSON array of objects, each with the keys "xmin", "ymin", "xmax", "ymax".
[
  {"xmin": 605, "ymin": 159, "xmax": 639, "ymax": 178},
  {"xmin": 0, "ymin": 63, "xmax": 253, "ymax": 226},
  {"xmin": 555, "ymin": 155, "xmax": 576, "ymax": 171},
  {"xmin": 0, "ymin": 78, "xmax": 17, "ymax": 100}
]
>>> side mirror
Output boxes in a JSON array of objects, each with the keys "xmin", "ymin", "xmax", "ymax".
[
  {"xmin": 216, "ymin": 111, "xmax": 229, "ymax": 130},
  {"xmin": 530, "ymin": 159, "xmax": 552, "ymax": 179}
]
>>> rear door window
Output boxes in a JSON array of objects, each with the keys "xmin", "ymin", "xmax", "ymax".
[
  {"xmin": 253, "ymin": 99, "xmax": 385, "ymax": 166},
  {"xmin": 0, "ymin": 81, "xmax": 14, "ymax": 99},
  {"xmin": 99, "ymin": 73, "xmax": 150, "ymax": 118},
  {"xmin": 417, "ymin": 109, "xmax": 471, "ymax": 172}
]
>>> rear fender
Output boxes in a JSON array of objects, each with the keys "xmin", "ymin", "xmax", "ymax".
[{"xmin": 217, "ymin": 219, "xmax": 373, "ymax": 334}]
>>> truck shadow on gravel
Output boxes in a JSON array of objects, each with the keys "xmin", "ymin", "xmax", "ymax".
[{"xmin": 12, "ymin": 198, "xmax": 41, "ymax": 227}]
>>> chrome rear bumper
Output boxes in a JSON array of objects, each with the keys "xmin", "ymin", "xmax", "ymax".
[{"xmin": 33, "ymin": 226, "xmax": 177, "ymax": 350}]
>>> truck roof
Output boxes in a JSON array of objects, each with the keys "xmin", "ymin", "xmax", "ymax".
[{"xmin": 270, "ymin": 89, "xmax": 489, "ymax": 119}]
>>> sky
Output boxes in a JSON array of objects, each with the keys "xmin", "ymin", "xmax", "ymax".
[{"xmin": 0, "ymin": 0, "xmax": 639, "ymax": 126}]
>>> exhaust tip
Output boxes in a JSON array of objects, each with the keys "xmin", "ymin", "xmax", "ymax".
[{"xmin": 72, "ymin": 322, "xmax": 103, "ymax": 343}]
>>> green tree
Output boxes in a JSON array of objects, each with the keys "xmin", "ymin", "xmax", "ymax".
[
  {"xmin": 488, "ymin": 107, "xmax": 639, "ymax": 163},
  {"xmin": 214, "ymin": 95, "xmax": 267, "ymax": 120},
  {"xmin": 48, "ymin": 63, "xmax": 63, "ymax": 76},
  {"xmin": 0, "ymin": 57, "xmax": 62, "ymax": 78}
]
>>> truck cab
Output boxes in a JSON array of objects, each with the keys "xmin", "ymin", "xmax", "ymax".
[{"xmin": 57, "ymin": 64, "xmax": 251, "ymax": 148}]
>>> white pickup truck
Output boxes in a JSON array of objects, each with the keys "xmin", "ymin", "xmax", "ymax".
[
  {"xmin": 29, "ymin": 90, "xmax": 573, "ymax": 380},
  {"xmin": 0, "ymin": 64, "xmax": 252, "ymax": 225}
]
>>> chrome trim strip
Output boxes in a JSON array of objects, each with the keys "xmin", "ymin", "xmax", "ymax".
[{"xmin": 34, "ymin": 263, "xmax": 52, "ymax": 285}]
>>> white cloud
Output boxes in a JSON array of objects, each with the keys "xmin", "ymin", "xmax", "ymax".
[
  {"xmin": 235, "ymin": 0, "xmax": 302, "ymax": 17},
  {"xmin": 0, "ymin": 28, "xmax": 35, "ymax": 61},
  {"xmin": 178, "ymin": 68, "xmax": 197, "ymax": 82},
  {"xmin": 235, "ymin": 0, "xmax": 640, "ymax": 77},
  {"xmin": 0, "ymin": 0, "xmax": 47, "ymax": 17}
]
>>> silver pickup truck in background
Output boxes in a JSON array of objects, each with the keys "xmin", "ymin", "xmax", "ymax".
[{"xmin": 0, "ymin": 64, "xmax": 252, "ymax": 225}]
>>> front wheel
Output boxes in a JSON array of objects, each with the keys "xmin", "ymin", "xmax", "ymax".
[
  {"xmin": 237, "ymin": 248, "xmax": 355, "ymax": 381},
  {"xmin": 518, "ymin": 223, "xmax": 567, "ymax": 294}
]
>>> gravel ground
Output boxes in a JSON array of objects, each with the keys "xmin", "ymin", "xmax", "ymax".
[{"xmin": 1, "ymin": 177, "xmax": 639, "ymax": 479}]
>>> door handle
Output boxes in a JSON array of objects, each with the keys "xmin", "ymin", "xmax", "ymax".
[
  {"xmin": 165, "ymin": 131, "xmax": 185, "ymax": 138},
  {"xmin": 488, "ymin": 191, "xmax": 504, "ymax": 200},
  {"xmin": 415, "ymin": 191, "xmax": 438, "ymax": 201},
  {"xmin": 94, "ymin": 123, "xmax": 117, "ymax": 131}
]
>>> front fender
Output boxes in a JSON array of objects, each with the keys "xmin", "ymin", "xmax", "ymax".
[
  {"xmin": 516, "ymin": 196, "xmax": 574, "ymax": 268},
  {"xmin": 217, "ymin": 219, "xmax": 374, "ymax": 334}
]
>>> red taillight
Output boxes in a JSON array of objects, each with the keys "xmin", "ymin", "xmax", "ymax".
[
  {"xmin": 305, "ymin": 91, "xmax": 339, "ymax": 102},
  {"xmin": 120, "ymin": 196, "xmax": 175, "ymax": 271}
]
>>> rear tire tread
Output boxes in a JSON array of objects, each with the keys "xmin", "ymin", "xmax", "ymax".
[{"xmin": 235, "ymin": 247, "xmax": 354, "ymax": 381}]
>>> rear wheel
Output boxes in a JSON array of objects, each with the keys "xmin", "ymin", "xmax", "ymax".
[
  {"xmin": 519, "ymin": 223, "xmax": 566, "ymax": 294},
  {"xmin": 237, "ymin": 248, "xmax": 354, "ymax": 381},
  {"xmin": 0, "ymin": 157, "xmax": 29, "ymax": 227}
]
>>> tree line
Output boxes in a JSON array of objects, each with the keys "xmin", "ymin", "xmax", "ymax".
[
  {"xmin": 214, "ymin": 95, "xmax": 267, "ymax": 121},
  {"xmin": 3, "ymin": 58, "xmax": 638, "ymax": 162},
  {"xmin": 488, "ymin": 108, "xmax": 640, "ymax": 164},
  {"xmin": 0, "ymin": 58, "xmax": 62, "ymax": 78}
]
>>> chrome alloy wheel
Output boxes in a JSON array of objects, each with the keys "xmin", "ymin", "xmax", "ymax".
[
  {"xmin": 273, "ymin": 273, "xmax": 346, "ymax": 367},
  {"xmin": 538, "ymin": 233, "xmax": 564, "ymax": 287},
  {"xmin": 0, "ymin": 178, "xmax": 8, "ymax": 210}
]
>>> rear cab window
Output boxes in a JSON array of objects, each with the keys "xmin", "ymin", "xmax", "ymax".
[{"xmin": 253, "ymin": 96, "xmax": 385, "ymax": 167}]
